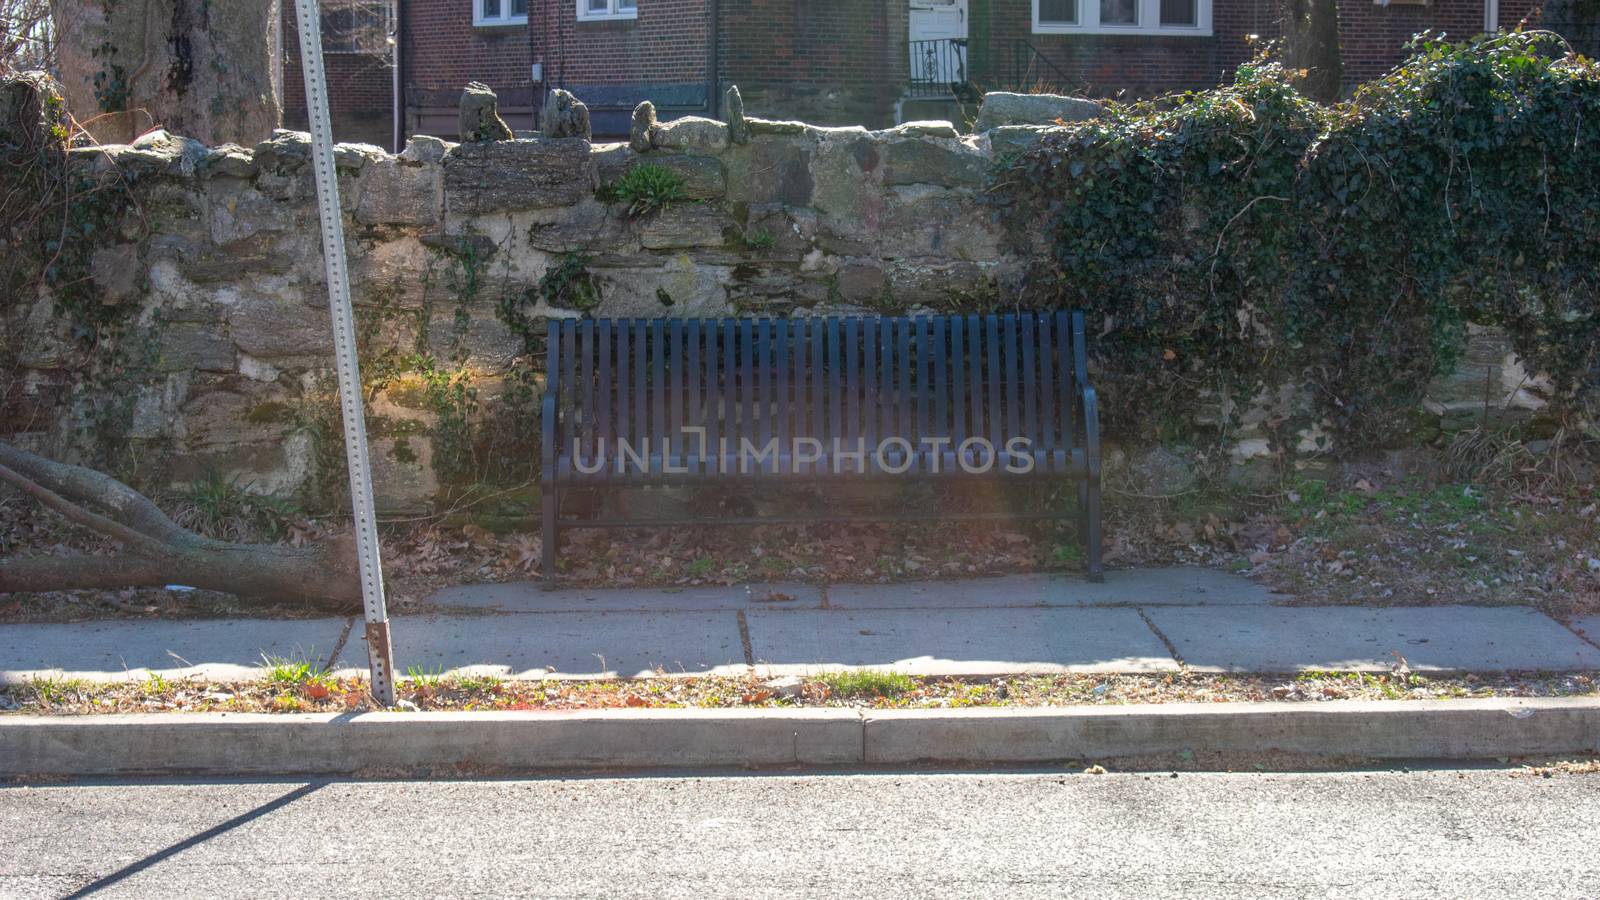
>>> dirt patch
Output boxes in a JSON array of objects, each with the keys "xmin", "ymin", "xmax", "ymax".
[
  {"xmin": 3, "ymin": 440, "xmax": 1597, "ymax": 623},
  {"xmin": 3, "ymin": 669, "xmax": 1595, "ymax": 717}
]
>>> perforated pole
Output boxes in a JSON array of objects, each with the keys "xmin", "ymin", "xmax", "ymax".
[{"xmin": 293, "ymin": 0, "xmax": 398, "ymax": 706}]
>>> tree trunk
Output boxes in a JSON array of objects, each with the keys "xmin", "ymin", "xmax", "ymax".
[
  {"xmin": 1284, "ymin": 0, "xmax": 1343, "ymax": 103},
  {"xmin": 0, "ymin": 440, "xmax": 360, "ymax": 608},
  {"xmin": 49, "ymin": 0, "xmax": 281, "ymax": 145}
]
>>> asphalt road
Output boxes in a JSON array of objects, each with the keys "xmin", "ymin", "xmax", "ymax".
[{"xmin": 2, "ymin": 768, "xmax": 1597, "ymax": 898}]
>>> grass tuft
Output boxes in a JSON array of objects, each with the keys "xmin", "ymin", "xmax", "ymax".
[
  {"xmin": 816, "ymin": 669, "xmax": 916, "ymax": 698},
  {"xmin": 260, "ymin": 654, "xmax": 330, "ymax": 687}
]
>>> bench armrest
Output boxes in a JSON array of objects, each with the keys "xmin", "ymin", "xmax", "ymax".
[
  {"xmin": 540, "ymin": 376, "xmax": 560, "ymax": 483},
  {"xmin": 1079, "ymin": 383, "xmax": 1101, "ymax": 482}
]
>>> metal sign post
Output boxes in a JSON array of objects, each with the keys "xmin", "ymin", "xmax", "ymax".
[{"xmin": 293, "ymin": 0, "xmax": 398, "ymax": 706}]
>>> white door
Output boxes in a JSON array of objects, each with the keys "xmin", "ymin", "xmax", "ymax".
[{"xmin": 908, "ymin": 0, "xmax": 968, "ymax": 88}]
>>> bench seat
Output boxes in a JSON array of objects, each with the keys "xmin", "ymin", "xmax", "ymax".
[{"xmin": 540, "ymin": 311, "xmax": 1103, "ymax": 581}]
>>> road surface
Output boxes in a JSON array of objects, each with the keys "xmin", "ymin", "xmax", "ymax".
[{"xmin": 2, "ymin": 768, "xmax": 1596, "ymax": 898}]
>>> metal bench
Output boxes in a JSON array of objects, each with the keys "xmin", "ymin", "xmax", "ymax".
[{"xmin": 540, "ymin": 311, "xmax": 1103, "ymax": 583}]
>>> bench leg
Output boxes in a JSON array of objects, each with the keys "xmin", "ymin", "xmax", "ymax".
[
  {"xmin": 541, "ymin": 488, "xmax": 559, "ymax": 591},
  {"xmin": 1080, "ymin": 478, "xmax": 1104, "ymax": 582}
]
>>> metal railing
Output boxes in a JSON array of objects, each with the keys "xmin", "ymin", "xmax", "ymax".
[
  {"xmin": 907, "ymin": 38, "xmax": 969, "ymax": 98},
  {"xmin": 1006, "ymin": 38, "xmax": 1077, "ymax": 94}
]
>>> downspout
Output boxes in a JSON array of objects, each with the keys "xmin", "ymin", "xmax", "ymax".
[
  {"xmin": 706, "ymin": 0, "xmax": 720, "ymax": 116},
  {"xmin": 392, "ymin": 0, "xmax": 404, "ymax": 152},
  {"xmin": 1484, "ymin": 0, "xmax": 1499, "ymax": 32}
]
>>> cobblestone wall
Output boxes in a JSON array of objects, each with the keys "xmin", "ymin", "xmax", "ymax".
[{"xmin": 3, "ymin": 98, "xmax": 1554, "ymax": 512}]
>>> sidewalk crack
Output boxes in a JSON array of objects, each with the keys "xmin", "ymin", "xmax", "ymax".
[
  {"xmin": 1557, "ymin": 615, "xmax": 1600, "ymax": 653},
  {"xmin": 1136, "ymin": 607, "xmax": 1185, "ymax": 667},
  {"xmin": 736, "ymin": 610, "xmax": 754, "ymax": 667}
]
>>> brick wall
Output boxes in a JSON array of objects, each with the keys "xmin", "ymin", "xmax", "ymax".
[
  {"xmin": 980, "ymin": 0, "xmax": 1274, "ymax": 98},
  {"xmin": 400, "ymin": 0, "xmax": 535, "ymax": 136},
  {"xmin": 531, "ymin": 0, "xmax": 708, "ymax": 87},
  {"xmin": 1338, "ymin": 0, "xmax": 1541, "ymax": 85},
  {"xmin": 718, "ymin": 0, "xmax": 909, "ymax": 127},
  {"xmin": 982, "ymin": 0, "xmax": 1545, "ymax": 99},
  {"xmin": 284, "ymin": 1, "xmax": 534, "ymax": 144},
  {"xmin": 282, "ymin": 1, "xmax": 399, "ymax": 147},
  {"xmin": 530, "ymin": 0, "xmax": 712, "ymax": 135}
]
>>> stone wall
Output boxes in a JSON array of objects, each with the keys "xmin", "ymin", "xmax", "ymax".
[{"xmin": 1, "ymin": 94, "xmax": 1555, "ymax": 514}]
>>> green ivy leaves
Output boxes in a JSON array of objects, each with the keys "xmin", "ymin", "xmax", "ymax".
[{"xmin": 995, "ymin": 32, "xmax": 1600, "ymax": 452}]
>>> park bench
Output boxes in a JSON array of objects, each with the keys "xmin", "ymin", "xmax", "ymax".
[{"xmin": 540, "ymin": 311, "xmax": 1103, "ymax": 583}]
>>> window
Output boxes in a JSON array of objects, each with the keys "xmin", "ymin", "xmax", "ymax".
[
  {"xmin": 1033, "ymin": 0, "xmax": 1209, "ymax": 34},
  {"xmin": 475, "ymin": 0, "xmax": 528, "ymax": 27},
  {"xmin": 577, "ymin": 0, "xmax": 638, "ymax": 22},
  {"xmin": 322, "ymin": 0, "xmax": 395, "ymax": 55}
]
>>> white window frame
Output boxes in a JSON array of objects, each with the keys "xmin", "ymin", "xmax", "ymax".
[
  {"xmin": 1033, "ymin": 0, "xmax": 1211, "ymax": 36},
  {"xmin": 577, "ymin": 0, "xmax": 638, "ymax": 22},
  {"xmin": 475, "ymin": 0, "xmax": 528, "ymax": 27}
]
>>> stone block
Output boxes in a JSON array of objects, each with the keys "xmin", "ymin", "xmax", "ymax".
[
  {"xmin": 526, "ymin": 197, "xmax": 629, "ymax": 253},
  {"xmin": 400, "ymin": 134, "xmax": 454, "ymax": 164},
  {"xmin": 370, "ymin": 436, "xmax": 438, "ymax": 514},
  {"xmin": 199, "ymin": 144, "xmax": 256, "ymax": 179},
  {"xmin": 426, "ymin": 315, "xmax": 527, "ymax": 374},
  {"xmin": 652, "ymin": 115, "xmax": 730, "ymax": 154},
  {"xmin": 725, "ymin": 137, "xmax": 814, "ymax": 206},
  {"xmin": 836, "ymin": 263, "xmax": 887, "ymax": 303},
  {"xmin": 637, "ymin": 203, "xmax": 732, "ymax": 250},
  {"xmin": 443, "ymin": 138, "xmax": 594, "ymax": 215},
  {"xmin": 226, "ymin": 289, "xmax": 333, "ymax": 360},
  {"xmin": 157, "ymin": 322, "xmax": 235, "ymax": 373},
  {"xmin": 883, "ymin": 138, "xmax": 989, "ymax": 188},
  {"xmin": 178, "ymin": 390, "xmax": 292, "ymax": 447},
  {"xmin": 597, "ymin": 147, "xmax": 725, "ymax": 201},
  {"xmin": 90, "ymin": 243, "xmax": 144, "ymax": 305},
  {"xmin": 356, "ymin": 158, "xmax": 441, "ymax": 226},
  {"xmin": 726, "ymin": 265, "xmax": 829, "ymax": 315},
  {"xmin": 743, "ymin": 204, "xmax": 816, "ymax": 260},
  {"xmin": 976, "ymin": 92, "xmax": 1103, "ymax": 131},
  {"xmin": 167, "ymin": 441, "xmax": 308, "ymax": 498},
  {"xmin": 809, "ymin": 134, "xmax": 887, "ymax": 253},
  {"xmin": 208, "ymin": 185, "xmax": 293, "ymax": 246},
  {"xmin": 460, "ymin": 82, "xmax": 513, "ymax": 143},
  {"xmin": 985, "ymin": 125, "xmax": 1058, "ymax": 156},
  {"xmin": 890, "ymin": 120, "xmax": 960, "ymax": 138},
  {"xmin": 592, "ymin": 259, "xmax": 731, "ymax": 318},
  {"xmin": 878, "ymin": 185, "xmax": 1002, "ymax": 260}
]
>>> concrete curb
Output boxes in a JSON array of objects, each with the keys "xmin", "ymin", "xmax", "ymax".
[{"xmin": 3, "ymin": 698, "xmax": 1597, "ymax": 777}]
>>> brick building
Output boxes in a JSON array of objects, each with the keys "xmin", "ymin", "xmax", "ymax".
[{"xmin": 284, "ymin": 0, "xmax": 1547, "ymax": 145}]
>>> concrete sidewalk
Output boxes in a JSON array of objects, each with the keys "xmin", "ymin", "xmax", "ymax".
[{"xmin": 4, "ymin": 568, "xmax": 1599, "ymax": 683}]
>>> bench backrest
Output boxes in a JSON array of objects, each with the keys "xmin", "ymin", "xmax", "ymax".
[{"xmin": 545, "ymin": 311, "xmax": 1088, "ymax": 474}]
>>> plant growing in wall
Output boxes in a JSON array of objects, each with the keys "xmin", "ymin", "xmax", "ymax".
[{"xmin": 610, "ymin": 163, "xmax": 688, "ymax": 218}]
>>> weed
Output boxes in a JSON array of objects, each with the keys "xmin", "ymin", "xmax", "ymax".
[
  {"xmin": 817, "ymin": 669, "xmax": 916, "ymax": 698},
  {"xmin": 741, "ymin": 228, "xmax": 776, "ymax": 250},
  {"xmin": 406, "ymin": 664, "xmax": 446, "ymax": 689},
  {"xmin": 1052, "ymin": 543, "xmax": 1085, "ymax": 566},
  {"xmin": 174, "ymin": 470, "xmax": 298, "ymax": 542},
  {"xmin": 142, "ymin": 672, "xmax": 170, "ymax": 695},
  {"xmin": 610, "ymin": 163, "xmax": 688, "ymax": 217},
  {"xmin": 260, "ymin": 654, "xmax": 330, "ymax": 687},
  {"xmin": 687, "ymin": 556, "xmax": 718, "ymax": 577},
  {"xmin": 456, "ymin": 673, "xmax": 504, "ymax": 693},
  {"xmin": 28, "ymin": 674, "xmax": 87, "ymax": 706}
]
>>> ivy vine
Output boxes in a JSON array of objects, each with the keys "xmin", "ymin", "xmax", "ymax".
[{"xmin": 994, "ymin": 31, "xmax": 1600, "ymax": 450}]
